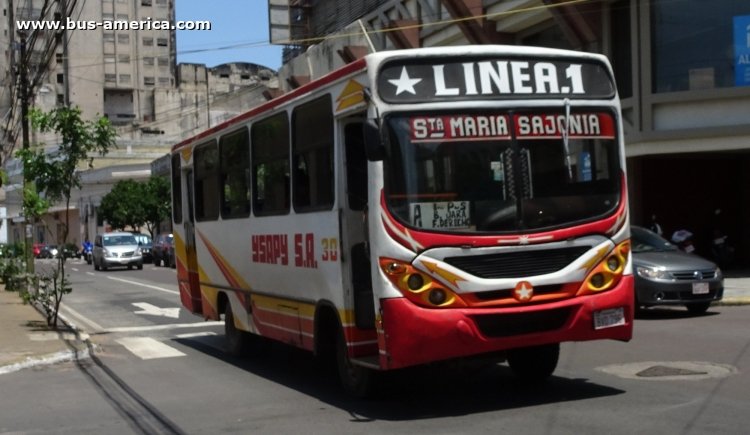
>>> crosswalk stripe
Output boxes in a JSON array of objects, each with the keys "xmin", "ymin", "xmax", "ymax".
[{"xmin": 116, "ymin": 337, "xmax": 186, "ymax": 360}]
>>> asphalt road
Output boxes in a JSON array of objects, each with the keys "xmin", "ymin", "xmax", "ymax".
[{"xmin": 1, "ymin": 258, "xmax": 748, "ymax": 434}]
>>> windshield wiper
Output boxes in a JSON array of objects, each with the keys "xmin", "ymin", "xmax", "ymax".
[{"xmin": 562, "ymin": 98, "xmax": 573, "ymax": 180}]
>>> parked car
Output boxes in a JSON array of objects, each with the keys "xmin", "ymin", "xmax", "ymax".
[
  {"xmin": 33, "ymin": 243, "xmax": 45, "ymax": 258},
  {"xmin": 631, "ymin": 225, "xmax": 724, "ymax": 314},
  {"xmin": 152, "ymin": 233, "xmax": 175, "ymax": 268},
  {"xmin": 92, "ymin": 232, "xmax": 144, "ymax": 271},
  {"xmin": 133, "ymin": 233, "xmax": 153, "ymax": 263},
  {"xmin": 38, "ymin": 245, "xmax": 59, "ymax": 259}
]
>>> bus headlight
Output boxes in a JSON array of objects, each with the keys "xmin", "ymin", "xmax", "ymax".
[
  {"xmin": 379, "ymin": 257, "xmax": 467, "ymax": 308},
  {"xmin": 578, "ymin": 240, "xmax": 630, "ymax": 294}
]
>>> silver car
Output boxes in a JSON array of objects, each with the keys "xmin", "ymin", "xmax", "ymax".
[
  {"xmin": 632, "ymin": 225, "xmax": 723, "ymax": 314},
  {"xmin": 93, "ymin": 232, "xmax": 144, "ymax": 271}
]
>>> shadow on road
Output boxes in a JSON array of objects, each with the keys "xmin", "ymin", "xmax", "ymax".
[{"xmin": 174, "ymin": 335, "xmax": 625, "ymax": 421}]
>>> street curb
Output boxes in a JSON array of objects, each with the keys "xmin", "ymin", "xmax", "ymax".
[
  {"xmin": 0, "ymin": 348, "xmax": 90, "ymax": 375},
  {"xmin": 716, "ymin": 298, "xmax": 750, "ymax": 306}
]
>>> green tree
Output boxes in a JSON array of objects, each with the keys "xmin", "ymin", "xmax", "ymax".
[
  {"xmin": 16, "ymin": 106, "xmax": 115, "ymax": 327},
  {"xmin": 99, "ymin": 179, "xmax": 147, "ymax": 232},
  {"xmin": 143, "ymin": 176, "xmax": 172, "ymax": 237},
  {"xmin": 99, "ymin": 176, "xmax": 170, "ymax": 237}
]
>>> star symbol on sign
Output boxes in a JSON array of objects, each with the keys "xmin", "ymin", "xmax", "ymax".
[
  {"xmin": 514, "ymin": 281, "xmax": 534, "ymax": 302},
  {"xmin": 388, "ymin": 67, "xmax": 422, "ymax": 95}
]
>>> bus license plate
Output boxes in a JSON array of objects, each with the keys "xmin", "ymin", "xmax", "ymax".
[
  {"xmin": 594, "ymin": 307, "xmax": 625, "ymax": 330},
  {"xmin": 692, "ymin": 282, "xmax": 709, "ymax": 295}
]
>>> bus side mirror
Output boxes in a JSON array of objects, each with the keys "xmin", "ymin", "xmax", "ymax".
[{"xmin": 363, "ymin": 119, "xmax": 384, "ymax": 161}]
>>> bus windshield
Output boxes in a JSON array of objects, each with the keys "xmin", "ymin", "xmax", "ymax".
[{"xmin": 384, "ymin": 110, "xmax": 621, "ymax": 233}]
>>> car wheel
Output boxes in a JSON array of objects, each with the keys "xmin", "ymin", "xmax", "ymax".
[
  {"xmin": 137, "ymin": 262, "xmax": 143, "ymax": 270},
  {"xmin": 507, "ymin": 343, "xmax": 560, "ymax": 382},
  {"xmin": 686, "ymin": 302, "xmax": 711, "ymax": 315}
]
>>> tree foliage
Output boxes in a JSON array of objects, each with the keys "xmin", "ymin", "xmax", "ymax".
[
  {"xmin": 14, "ymin": 106, "xmax": 116, "ymax": 328},
  {"xmin": 99, "ymin": 176, "xmax": 171, "ymax": 236}
]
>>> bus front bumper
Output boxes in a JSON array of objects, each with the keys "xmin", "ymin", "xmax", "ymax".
[{"xmin": 377, "ymin": 275, "xmax": 634, "ymax": 370}]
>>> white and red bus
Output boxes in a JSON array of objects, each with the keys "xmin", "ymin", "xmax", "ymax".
[{"xmin": 170, "ymin": 45, "xmax": 633, "ymax": 396}]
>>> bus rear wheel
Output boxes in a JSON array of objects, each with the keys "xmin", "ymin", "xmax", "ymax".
[
  {"xmin": 507, "ymin": 343, "xmax": 559, "ymax": 382},
  {"xmin": 336, "ymin": 331, "xmax": 376, "ymax": 398}
]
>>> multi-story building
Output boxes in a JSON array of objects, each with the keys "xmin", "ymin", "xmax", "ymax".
[
  {"xmin": 268, "ymin": 0, "xmax": 750, "ymax": 267},
  {"xmin": 0, "ymin": 0, "xmax": 276, "ymax": 246}
]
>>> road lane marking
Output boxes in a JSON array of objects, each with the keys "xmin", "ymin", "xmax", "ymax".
[
  {"xmin": 107, "ymin": 276, "xmax": 179, "ymax": 295},
  {"xmin": 116, "ymin": 337, "xmax": 185, "ymax": 360},
  {"xmin": 86, "ymin": 272, "xmax": 95, "ymax": 276},
  {"xmin": 60, "ymin": 303, "xmax": 105, "ymax": 332},
  {"xmin": 105, "ymin": 321, "xmax": 223, "ymax": 333},
  {"xmin": 132, "ymin": 302, "xmax": 181, "ymax": 318},
  {"xmin": 175, "ymin": 331, "xmax": 217, "ymax": 339}
]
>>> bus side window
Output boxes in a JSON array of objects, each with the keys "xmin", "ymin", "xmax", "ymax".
[{"xmin": 345, "ymin": 123, "xmax": 367, "ymax": 211}]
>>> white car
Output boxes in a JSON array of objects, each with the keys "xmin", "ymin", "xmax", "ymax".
[{"xmin": 92, "ymin": 232, "xmax": 144, "ymax": 271}]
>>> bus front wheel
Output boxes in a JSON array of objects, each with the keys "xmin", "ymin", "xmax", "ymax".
[
  {"xmin": 336, "ymin": 331, "xmax": 376, "ymax": 398},
  {"xmin": 507, "ymin": 343, "xmax": 559, "ymax": 382},
  {"xmin": 224, "ymin": 305, "xmax": 249, "ymax": 356}
]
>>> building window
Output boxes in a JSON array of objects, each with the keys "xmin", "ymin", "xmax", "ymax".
[
  {"xmin": 118, "ymin": 54, "xmax": 130, "ymax": 63},
  {"xmin": 143, "ymin": 37, "xmax": 153, "ymax": 46},
  {"xmin": 610, "ymin": 0, "xmax": 632, "ymax": 98},
  {"xmin": 55, "ymin": 52, "xmax": 63, "ymax": 63},
  {"xmin": 119, "ymin": 74, "xmax": 131, "ymax": 84},
  {"xmin": 105, "ymin": 74, "xmax": 116, "ymax": 83},
  {"xmin": 103, "ymin": 32, "xmax": 115, "ymax": 42},
  {"xmin": 252, "ymin": 113, "xmax": 289, "ymax": 216},
  {"xmin": 158, "ymin": 56, "xmax": 169, "ymax": 67},
  {"xmin": 220, "ymin": 128, "xmax": 251, "ymax": 219},
  {"xmin": 142, "ymin": 0, "xmax": 152, "ymax": 6},
  {"xmin": 143, "ymin": 56, "xmax": 154, "ymax": 66},
  {"xmin": 57, "ymin": 73, "xmax": 64, "ymax": 84},
  {"xmin": 104, "ymin": 54, "xmax": 115, "ymax": 63},
  {"xmin": 292, "ymin": 95, "xmax": 334, "ymax": 212},
  {"xmin": 156, "ymin": 0, "xmax": 167, "ymax": 6},
  {"xmin": 158, "ymin": 77, "xmax": 171, "ymax": 86},
  {"xmin": 651, "ymin": 0, "xmax": 750, "ymax": 92},
  {"xmin": 116, "ymin": 13, "xmax": 128, "ymax": 20},
  {"xmin": 103, "ymin": 13, "xmax": 114, "ymax": 21},
  {"xmin": 194, "ymin": 141, "xmax": 220, "ymax": 221},
  {"xmin": 157, "ymin": 37, "xmax": 168, "ymax": 47},
  {"xmin": 117, "ymin": 33, "xmax": 129, "ymax": 44},
  {"xmin": 144, "ymin": 76, "xmax": 155, "ymax": 86}
]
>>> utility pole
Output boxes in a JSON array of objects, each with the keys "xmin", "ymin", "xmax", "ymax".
[{"xmin": 18, "ymin": 30, "xmax": 34, "ymax": 276}]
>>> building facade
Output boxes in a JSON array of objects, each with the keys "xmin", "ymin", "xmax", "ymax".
[
  {"xmin": 268, "ymin": 0, "xmax": 750, "ymax": 267},
  {"xmin": 1, "ymin": 0, "xmax": 277, "ymax": 246}
]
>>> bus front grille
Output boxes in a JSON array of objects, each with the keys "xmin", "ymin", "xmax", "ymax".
[
  {"xmin": 444, "ymin": 246, "xmax": 590, "ymax": 279},
  {"xmin": 471, "ymin": 307, "xmax": 571, "ymax": 338}
]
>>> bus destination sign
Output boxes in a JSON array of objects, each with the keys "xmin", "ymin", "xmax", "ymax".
[{"xmin": 378, "ymin": 57, "xmax": 614, "ymax": 103}]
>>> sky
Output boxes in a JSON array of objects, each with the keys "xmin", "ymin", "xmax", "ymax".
[{"xmin": 175, "ymin": 1, "xmax": 282, "ymax": 70}]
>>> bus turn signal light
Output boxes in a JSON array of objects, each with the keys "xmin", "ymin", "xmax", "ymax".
[{"xmin": 579, "ymin": 240, "xmax": 630, "ymax": 294}]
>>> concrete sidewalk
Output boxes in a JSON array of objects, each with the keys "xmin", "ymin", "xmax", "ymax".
[
  {"xmin": 2, "ymin": 276, "xmax": 750, "ymax": 375},
  {"xmin": 0, "ymin": 286, "xmax": 90, "ymax": 375}
]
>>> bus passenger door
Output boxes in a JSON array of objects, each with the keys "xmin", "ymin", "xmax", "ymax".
[
  {"xmin": 341, "ymin": 120, "xmax": 374, "ymax": 329},
  {"xmin": 180, "ymin": 169, "xmax": 202, "ymax": 314}
]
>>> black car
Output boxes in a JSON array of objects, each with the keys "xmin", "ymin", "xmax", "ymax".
[
  {"xmin": 133, "ymin": 234, "xmax": 153, "ymax": 263},
  {"xmin": 152, "ymin": 233, "xmax": 175, "ymax": 268},
  {"xmin": 37, "ymin": 245, "xmax": 59, "ymax": 259},
  {"xmin": 632, "ymin": 225, "xmax": 724, "ymax": 314}
]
